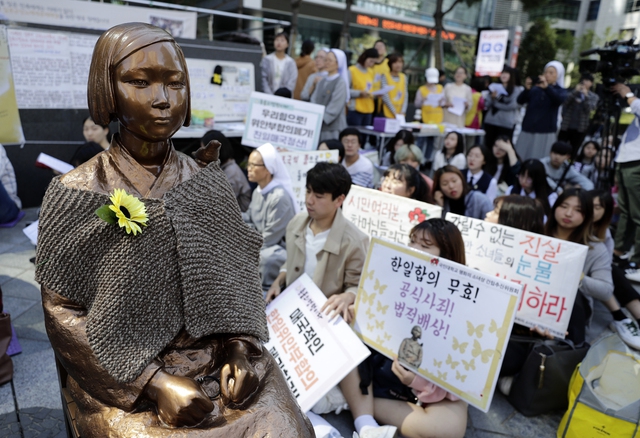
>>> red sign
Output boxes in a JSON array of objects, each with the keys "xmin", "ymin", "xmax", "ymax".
[{"xmin": 356, "ymin": 14, "xmax": 456, "ymax": 40}]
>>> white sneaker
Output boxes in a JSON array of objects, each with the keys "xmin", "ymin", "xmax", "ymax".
[
  {"xmin": 353, "ymin": 425, "xmax": 398, "ymax": 438},
  {"xmin": 498, "ymin": 376, "xmax": 514, "ymax": 396},
  {"xmin": 311, "ymin": 385, "xmax": 350, "ymax": 415},
  {"xmin": 610, "ymin": 318, "xmax": 640, "ymax": 350}
]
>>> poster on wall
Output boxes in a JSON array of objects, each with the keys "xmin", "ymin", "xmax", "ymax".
[
  {"xmin": 342, "ymin": 186, "xmax": 442, "ymax": 245},
  {"xmin": 352, "ymin": 238, "xmax": 521, "ymax": 412},
  {"xmin": 185, "ymin": 59, "xmax": 255, "ymax": 125},
  {"xmin": 445, "ymin": 213, "xmax": 588, "ymax": 338},
  {"xmin": 475, "ymin": 29, "xmax": 509, "ymax": 77},
  {"xmin": 242, "ymin": 92, "xmax": 324, "ymax": 151},
  {"xmin": 0, "ymin": 0, "xmax": 197, "ymax": 39},
  {"xmin": 265, "ymin": 274, "xmax": 370, "ymax": 412},
  {"xmin": 0, "ymin": 26, "xmax": 25, "ymax": 144}
]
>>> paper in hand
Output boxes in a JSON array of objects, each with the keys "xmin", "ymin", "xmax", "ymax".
[
  {"xmin": 488, "ymin": 83, "xmax": 508, "ymax": 96},
  {"xmin": 447, "ymin": 97, "xmax": 466, "ymax": 116},
  {"xmin": 424, "ymin": 93, "xmax": 443, "ymax": 107}
]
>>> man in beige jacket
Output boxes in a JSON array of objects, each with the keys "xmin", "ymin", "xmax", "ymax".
[{"xmin": 266, "ymin": 162, "xmax": 368, "ymax": 322}]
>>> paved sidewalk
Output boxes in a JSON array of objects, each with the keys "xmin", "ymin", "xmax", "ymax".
[{"xmin": 0, "ymin": 207, "xmax": 615, "ymax": 437}]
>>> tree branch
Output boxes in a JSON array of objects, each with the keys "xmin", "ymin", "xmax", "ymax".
[{"xmin": 443, "ymin": 0, "xmax": 465, "ymax": 17}]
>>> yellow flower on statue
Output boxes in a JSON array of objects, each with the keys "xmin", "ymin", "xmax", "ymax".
[{"xmin": 106, "ymin": 189, "xmax": 148, "ymax": 235}]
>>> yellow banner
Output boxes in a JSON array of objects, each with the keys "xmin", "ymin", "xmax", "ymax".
[{"xmin": 0, "ymin": 25, "xmax": 25, "ymax": 144}]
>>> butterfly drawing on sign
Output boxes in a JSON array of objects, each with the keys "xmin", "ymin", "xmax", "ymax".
[
  {"xmin": 366, "ymin": 307, "xmax": 375, "ymax": 319},
  {"xmin": 455, "ymin": 370, "xmax": 467, "ymax": 382},
  {"xmin": 446, "ymin": 354, "xmax": 459, "ymax": 370},
  {"xmin": 433, "ymin": 358, "xmax": 442, "ymax": 368},
  {"xmin": 377, "ymin": 301, "xmax": 389, "ymax": 315},
  {"xmin": 461, "ymin": 358, "xmax": 476, "ymax": 371},
  {"xmin": 375, "ymin": 319, "xmax": 385, "ymax": 330},
  {"xmin": 467, "ymin": 321, "xmax": 485, "ymax": 339},
  {"xmin": 472, "ymin": 339, "xmax": 494, "ymax": 363},
  {"xmin": 376, "ymin": 335, "xmax": 385, "ymax": 345},
  {"xmin": 374, "ymin": 278, "xmax": 388, "ymax": 294},
  {"xmin": 383, "ymin": 332, "xmax": 391, "ymax": 341},
  {"xmin": 367, "ymin": 323, "xmax": 374, "ymax": 332},
  {"xmin": 437, "ymin": 371, "xmax": 448, "ymax": 380},
  {"xmin": 489, "ymin": 319, "xmax": 508, "ymax": 339},
  {"xmin": 360, "ymin": 289, "xmax": 376, "ymax": 306},
  {"xmin": 362, "ymin": 268, "xmax": 375, "ymax": 281},
  {"xmin": 452, "ymin": 337, "xmax": 468, "ymax": 354}
]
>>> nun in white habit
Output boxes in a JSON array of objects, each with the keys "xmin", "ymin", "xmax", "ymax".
[
  {"xmin": 243, "ymin": 143, "xmax": 299, "ymax": 292},
  {"xmin": 311, "ymin": 48, "xmax": 349, "ymax": 142}
]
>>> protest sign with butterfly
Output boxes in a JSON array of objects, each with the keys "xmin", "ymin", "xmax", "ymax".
[{"xmin": 352, "ymin": 238, "xmax": 522, "ymax": 412}]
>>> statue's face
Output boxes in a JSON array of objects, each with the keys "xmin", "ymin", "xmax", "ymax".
[{"xmin": 113, "ymin": 41, "xmax": 187, "ymax": 142}]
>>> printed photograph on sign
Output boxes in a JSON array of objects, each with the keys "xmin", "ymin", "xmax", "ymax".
[
  {"xmin": 352, "ymin": 237, "xmax": 521, "ymax": 412},
  {"xmin": 279, "ymin": 150, "xmax": 339, "ymax": 212},
  {"xmin": 343, "ymin": 186, "xmax": 442, "ymax": 245},
  {"xmin": 242, "ymin": 91, "xmax": 325, "ymax": 151},
  {"xmin": 265, "ymin": 274, "xmax": 370, "ymax": 412},
  {"xmin": 445, "ymin": 212, "xmax": 588, "ymax": 338}
]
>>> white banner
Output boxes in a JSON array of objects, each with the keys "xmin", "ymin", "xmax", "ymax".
[
  {"xmin": 353, "ymin": 238, "xmax": 521, "ymax": 412},
  {"xmin": 445, "ymin": 213, "xmax": 588, "ymax": 338},
  {"xmin": 343, "ymin": 186, "xmax": 442, "ymax": 245},
  {"xmin": 475, "ymin": 29, "xmax": 509, "ymax": 77},
  {"xmin": 279, "ymin": 150, "xmax": 339, "ymax": 212},
  {"xmin": 242, "ymin": 92, "xmax": 324, "ymax": 151},
  {"xmin": 186, "ymin": 59, "xmax": 255, "ymax": 124},
  {"xmin": 265, "ymin": 274, "xmax": 370, "ymax": 412},
  {"xmin": 0, "ymin": 0, "xmax": 197, "ymax": 39}
]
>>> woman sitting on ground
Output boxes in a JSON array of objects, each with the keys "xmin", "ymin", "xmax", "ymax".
[{"xmin": 433, "ymin": 165, "xmax": 493, "ymax": 220}]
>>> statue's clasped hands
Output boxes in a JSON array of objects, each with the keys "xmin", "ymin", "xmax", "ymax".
[{"xmin": 144, "ymin": 340, "xmax": 260, "ymax": 427}]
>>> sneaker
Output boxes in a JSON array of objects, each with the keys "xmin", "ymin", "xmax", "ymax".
[
  {"xmin": 311, "ymin": 385, "xmax": 349, "ymax": 415},
  {"xmin": 623, "ymin": 263, "xmax": 640, "ymax": 283},
  {"xmin": 610, "ymin": 318, "xmax": 640, "ymax": 350},
  {"xmin": 353, "ymin": 425, "xmax": 398, "ymax": 438},
  {"xmin": 498, "ymin": 376, "xmax": 513, "ymax": 396}
]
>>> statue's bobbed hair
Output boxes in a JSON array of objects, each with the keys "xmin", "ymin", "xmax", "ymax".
[{"xmin": 87, "ymin": 22, "xmax": 191, "ymax": 127}]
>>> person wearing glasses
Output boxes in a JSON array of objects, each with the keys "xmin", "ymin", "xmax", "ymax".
[{"xmin": 243, "ymin": 143, "xmax": 299, "ymax": 292}]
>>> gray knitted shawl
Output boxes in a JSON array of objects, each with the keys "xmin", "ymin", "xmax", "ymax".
[{"xmin": 35, "ymin": 162, "xmax": 268, "ymax": 383}]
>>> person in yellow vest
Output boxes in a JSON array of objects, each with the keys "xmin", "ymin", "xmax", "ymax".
[
  {"xmin": 347, "ymin": 48, "xmax": 378, "ymax": 126},
  {"xmin": 380, "ymin": 54, "xmax": 407, "ymax": 119},
  {"xmin": 371, "ymin": 40, "xmax": 389, "ymax": 115},
  {"xmin": 414, "ymin": 68, "xmax": 445, "ymax": 163}
]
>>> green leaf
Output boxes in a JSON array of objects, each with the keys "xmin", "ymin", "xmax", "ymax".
[{"xmin": 95, "ymin": 205, "xmax": 117, "ymax": 225}]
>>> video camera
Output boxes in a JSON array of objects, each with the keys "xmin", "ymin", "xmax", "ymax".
[{"xmin": 579, "ymin": 38, "xmax": 640, "ymax": 85}]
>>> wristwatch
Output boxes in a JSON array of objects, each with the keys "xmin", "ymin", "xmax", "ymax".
[{"xmin": 626, "ymin": 91, "xmax": 636, "ymax": 99}]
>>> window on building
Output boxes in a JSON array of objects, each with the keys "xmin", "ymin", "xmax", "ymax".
[
  {"xmin": 529, "ymin": 0, "xmax": 581, "ymax": 21},
  {"xmin": 627, "ymin": 0, "xmax": 640, "ymax": 13},
  {"xmin": 587, "ymin": 0, "xmax": 600, "ymax": 20}
]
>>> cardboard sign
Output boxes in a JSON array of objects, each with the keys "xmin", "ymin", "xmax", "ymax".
[
  {"xmin": 343, "ymin": 186, "xmax": 442, "ymax": 245},
  {"xmin": 242, "ymin": 92, "xmax": 324, "ymax": 151},
  {"xmin": 279, "ymin": 150, "xmax": 339, "ymax": 212},
  {"xmin": 445, "ymin": 213, "xmax": 588, "ymax": 338},
  {"xmin": 353, "ymin": 238, "xmax": 521, "ymax": 412},
  {"xmin": 265, "ymin": 274, "xmax": 370, "ymax": 412}
]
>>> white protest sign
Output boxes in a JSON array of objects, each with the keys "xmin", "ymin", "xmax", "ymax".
[
  {"xmin": 279, "ymin": 150, "xmax": 340, "ymax": 212},
  {"xmin": 353, "ymin": 238, "xmax": 521, "ymax": 412},
  {"xmin": 475, "ymin": 29, "xmax": 509, "ymax": 77},
  {"xmin": 242, "ymin": 92, "xmax": 324, "ymax": 151},
  {"xmin": 445, "ymin": 213, "xmax": 588, "ymax": 338},
  {"xmin": 343, "ymin": 186, "xmax": 442, "ymax": 245},
  {"xmin": 354, "ymin": 238, "xmax": 522, "ymax": 412},
  {"xmin": 265, "ymin": 274, "xmax": 370, "ymax": 412}
]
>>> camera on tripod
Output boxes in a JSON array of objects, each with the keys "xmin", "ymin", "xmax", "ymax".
[{"xmin": 579, "ymin": 38, "xmax": 640, "ymax": 86}]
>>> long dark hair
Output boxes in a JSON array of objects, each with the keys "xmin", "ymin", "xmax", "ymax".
[
  {"xmin": 576, "ymin": 140, "xmax": 601, "ymax": 164},
  {"xmin": 441, "ymin": 131, "xmax": 465, "ymax": 158},
  {"xmin": 383, "ymin": 164, "xmax": 432, "ymax": 204},
  {"xmin": 495, "ymin": 195, "xmax": 545, "ymax": 234},
  {"xmin": 409, "ymin": 218, "xmax": 466, "ymax": 265},
  {"xmin": 466, "ymin": 144, "xmax": 490, "ymax": 172},
  {"xmin": 588, "ymin": 189, "xmax": 614, "ymax": 241},
  {"xmin": 511, "ymin": 159, "xmax": 553, "ymax": 215},
  {"xmin": 384, "ymin": 130, "xmax": 415, "ymax": 164},
  {"xmin": 484, "ymin": 135, "xmax": 521, "ymax": 184},
  {"xmin": 501, "ymin": 66, "xmax": 517, "ymax": 95},
  {"xmin": 432, "ymin": 165, "xmax": 470, "ymax": 200},
  {"xmin": 546, "ymin": 188, "xmax": 594, "ymax": 246}
]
